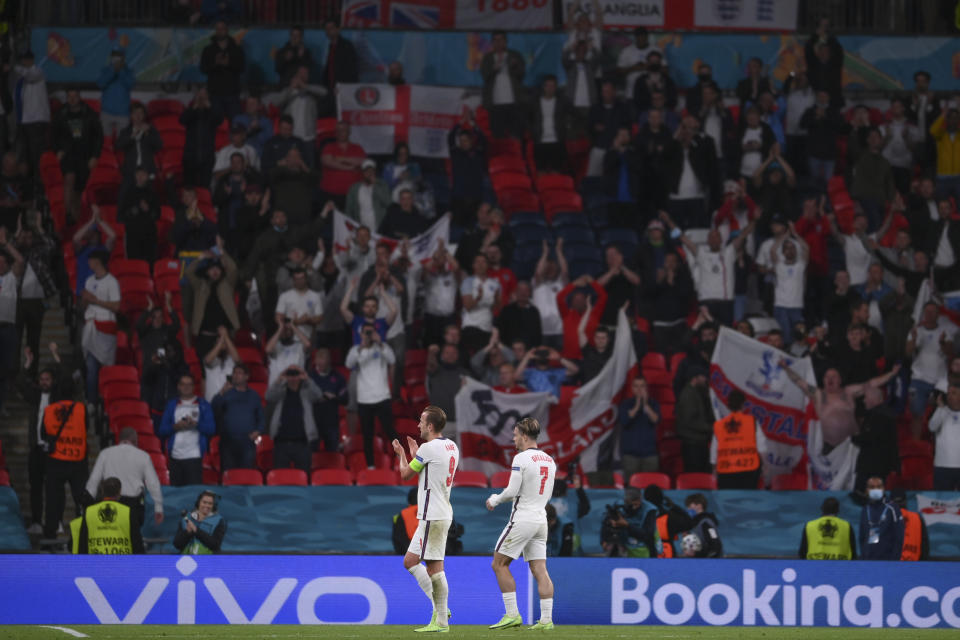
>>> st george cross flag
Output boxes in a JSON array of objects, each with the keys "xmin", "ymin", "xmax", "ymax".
[
  {"xmin": 455, "ymin": 379, "xmax": 554, "ymax": 477},
  {"xmin": 332, "ymin": 209, "xmax": 450, "ymax": 266},
  {"xmin": 337, "ymin": 83, "xmax": 478, "ymax": 158},
  {"xmin": 543, "ymin": 308, "xmax": 637, "ymax": 471},
  {"xmin": 916, "ymin": 494, "xmax": 960, "ymax": 526}
]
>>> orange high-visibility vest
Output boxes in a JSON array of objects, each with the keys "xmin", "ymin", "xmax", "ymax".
[
  {"xmin": 901, "ymin": 508, "xmax": 922, "ymax": 561},
  {"xmin": 656, "ymin": 513, "xmax": 674, "ymax": 558},
  {"xmin": 713, "ymin": 411, "xmax": 760, "ymax": 473},
  {"xmin": 400, "ymin": 504, "xmax": 418, "ymax": 540},
  {"xmin": 43, "ymin": 401, "xmax": 87, "ymax": 462}
]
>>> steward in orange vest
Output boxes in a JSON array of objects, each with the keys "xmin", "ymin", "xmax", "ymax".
[
  {"xmin": 892, "ymin": 489, "xmax": 929, "ymax": 560},
  {"xmin": 711, "ymin": 390, "xmax": 764, "ymax": 489},
  {"xmin": 41, "ymin": 394, "xmax": 90, "ymax": 539},
  {"xmin": 643, "ymin": 484, "xmax": 694, "ymax": 558},
  {"xmin": 393, "ymin": 488, "xmax": 420, "ymax": 554}
]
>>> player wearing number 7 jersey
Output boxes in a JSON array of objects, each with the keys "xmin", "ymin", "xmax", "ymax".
[
  {"xmin": 393, "ymin": 405, "xmax": 460, "ymax": 633},
  {"xmin": 486, "ymin": 417, "xmax": 556, "ymax": 631}
]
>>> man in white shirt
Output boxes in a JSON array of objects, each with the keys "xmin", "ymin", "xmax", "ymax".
[
  {"xmin": 80, "ymin": 250, "xmax": 121, "ymax": 404},
  {"xmin": 770, "ymin": 223, "xmax": 810, "ymax": 346},
  {"xmin": 906, "ymin": 302, "xmax": 955, "ymax": 435},
  {"xmin": 830, "ymin": 210, "xmax": 874, "ymax": 287},
  {"xmin": 681, "ymin": 220, "xmax": 754, "ymax": 326},
  {"xmin": 279, "ymin": 65, "xmax": 327, "ymax": 143},
  {"xmin": 275, "ymin": 267, "xmax": 323, "ymax": 341},
  {"xmin": 486, "ymin": 417, "xmax": 556, "ymax": 631},
  {"xmin": 203, "ymin": 326, "xmax": 240, "ymax": 402},
  {"xmin": 616, "ymin": 27, "xmax": 663, "ymax": 98},
  {"xmin": 345, "ymin": 321, "xmax": 399, "ymax": 468},
  {"xmin": 881, "ymin": 97, "xmax": 922, "ymax": 194},
  {"xmin": 460, "ymin": 253, "xmax": 502, "ymax": 354},
  {"xmin": 533, "ymin": 254, "xmax": 568, "ymax": 352},
  {"xmin": 212, "ymin": 124, "xmax": 260, "ymax": 181},
  {"xmin": 266, "ymin": 319, "xmax": 311, "ymax": 386},
  {"xmin": 157, "ymin": 374, "xmax": 216, "ymax": 486},
  {"xmin": 929, "ymin": 383, "xmax": 960, "ymax": 490},
  {"xmin": 393, "ymin": 406, "xmax": 459, "ymax": 633},
  {"xmin": 480, "ymin": 30, "xmax": 525, "ymax": 139},
  {"xmin": 85, "ymin": 427, "xmax": 164, "ymax": 534},
  {"xmin": 13, "ymin": 50, "xmax": 51, "ymax": 177},
  {"xmin": 421, "ymin": 240, "xmax": 460, "ymax": 347}
]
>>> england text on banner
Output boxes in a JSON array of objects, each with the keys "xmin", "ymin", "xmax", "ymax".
[{"xmin": 455, "ymin": 378, "xmax": 554, "ymax": 477}]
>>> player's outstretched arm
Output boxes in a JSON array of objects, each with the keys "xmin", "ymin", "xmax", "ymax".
[{"xmin": 486, "ymin": 466, "xmax": 524, "ymax": 510}]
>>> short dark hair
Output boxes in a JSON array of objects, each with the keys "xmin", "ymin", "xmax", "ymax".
[
  {"xmin": 514, "ymin": 417, "xmax": 541, "ymax": 440},
  {"xmin": 279, "ymin": 114, "xmax": 294, "ymax": 125},
  {"xmin": 233, "ymin": 362, "xmax": 250, "ymax": 374},
  {"xmin": 728, "ymin": 389, "xmax": 746, "ymax": 411},
  {"xmin": 595, "ymin": 326, "xmax": 611, "ymax": 338},
  {"xmin": 914, "ymin": 70, "xmax": 931, "ymax": 82},
  {"xmin": 362, "ymin": 295, "xmax": 379, "ymax": 306},
  {"xmin": 685, "ymin": 493, "xmax": 708, "ymax": 509},
  {"xmin": 542, "ymin": 74, "xmax": 558, "ymax": 84},
  {"xmin": 422, "ymin": 405, "xmax": 447, "ymax": 433},
  {"xmin": 491, "ymin": 29, "xmax": 506, "ymax": 38},
  {"xmin": 101, "ymin": 477, "xmax": 122, "ymax": 498},
  {"xmin": 88, "ymin": 249, "xmax": 110, "ymax": 268},
  {"xmin": 291, "ymin": 24, "xmax": 304, "ymax": 33},
  {"xmin": 821, "ymin": 497, "xmax": 840, "ymax": 515},
  {"xmin": 179, "ymin": 373, "xmax": 195, "ymax": 384}
]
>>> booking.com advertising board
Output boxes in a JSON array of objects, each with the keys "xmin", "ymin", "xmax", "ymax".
[{"xmin": 0, "ymin": 556, "xmax": 958, "ymax": 628}]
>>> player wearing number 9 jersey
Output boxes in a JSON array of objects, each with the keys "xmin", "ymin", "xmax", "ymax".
[
  {"xmin": 393, "ymin": 405, "xmax": 459, "ymax": 633},
  {"xmin": 486, "ymin": 417, "xmax": 556, "ymax": 631}
]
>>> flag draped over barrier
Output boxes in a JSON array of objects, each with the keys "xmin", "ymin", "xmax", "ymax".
[
  {"xmin": 332, "ymin": 210, "xmax": 450, "ymax": 265},
  {"xmin": 709, "ymin": 327, "xmax": 859, "ymax": 489},
  {"xmin": 457, "ymin": 310, "xmax": 637, "ymax": 473}
]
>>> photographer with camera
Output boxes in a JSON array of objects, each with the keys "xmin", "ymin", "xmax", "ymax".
[
  {"xmin": 600, "ymin": 487, "xmax": 661, "ymax": 558},
  {"xmin": 266, "ymin": 316, "xmax": 311, "ymax": 386},
  {"xmin": 265, "ymin": 365, "xmax": 324, "ymax": 473},
  {"xmin": 173, "ymin": 490, "xmax": 226, "ymax": 555},
  {"xmin": 642, "ymin": 484, "xmax": 694, "ymax": 558},
  {"xmin": 345, "ymin": 319, "xmax": 399, "ymax": 468}
]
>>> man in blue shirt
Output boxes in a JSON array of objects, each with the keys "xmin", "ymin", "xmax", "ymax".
[
  {"xmin": 211, "ymin": 363, "xmax": 264, "ymax": 470},
  {"xmin": 617, "ymin": 377, "xmax": 661, "ymax": 484},
  {"xmin": 97, "ymin": 48, "xmax": 135, "ymax": 140},
  {"xmin": 859, "ymin": 475, "xmax": 904, "ymax": 560},
  {"xmin": 308, "ymin": 347, "xmax": 347, "ymax": 453},
  {"xmin": 515, "ymin": 346, "xmax": 578, "ymax": 398}
]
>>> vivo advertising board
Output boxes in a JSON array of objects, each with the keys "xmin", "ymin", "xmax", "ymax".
[{"xmin": 0, "ymin": 556, "xmax": 958, "ymax": 628}]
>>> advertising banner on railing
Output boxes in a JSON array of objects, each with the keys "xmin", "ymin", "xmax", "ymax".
[
  {"xmin": 31, "ymin": 28, "xmax": 960, "ymax": 92},
  {"xmin": 1, "ymin": 556, "xmax": 958, "ymax": 628},
  {"xmin": 342, "ymin": 0, "xmax": 554, "ymax": 30}
]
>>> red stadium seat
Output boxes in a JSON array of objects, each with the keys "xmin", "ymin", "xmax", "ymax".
[
  {"xmin": 405, "ymin": 349, "xmax": 427, "ymax": 366},
  {"xmin": 771, "ymin": 473, "xmax": 808, "ymax": 491},
  {"xmin": 406, "ymin": 384, "xmax": 428, "ymax": 406},
  {"xmin": 102, "ymin": 382, "xmax": 141, "ymax": 408},
  {"xmin": 488, "ymin": 155, "xmax": 528, "ymax": 176},
  {"xmin": 491, "ymin": 171, "xmax": 532, "ymax": 193},
  {"xmin": 138, "ymin": 433, "xmax": 163, "ymax": 454},
  {"xmin": 641, "ymin": 352, "xmax": 667, "ymax": 370},
  {"xmin": 256, "ymin": 434, "xmax": 274, "ymax": 471},
  {"xmin": 395, "ymin": 418, "xmax": 420, "ymax": 439},
  {"xmin": 675, "ymin": 473, "xmax": 717, "ymax": 490},
  {"xmin": 404, "ymin": 364, "xmax": 426, "ymax": 387},
  {"xmin": 266, "ymin": 468, "xmax": 308, "ymax": 486},
  {"xmin": 899, "ymin": 440, "xmax": 933, "ymax": 459},
  {"xmin": 490, "ymin": 471, "xmax": 511, "ymax": 488},
  {"xmin": 0, "ymin": 469, "xmax": 10, "ymax": 486},
  {"xmin": 312, "ymin": 469, "xmax": 353, "ymax": 486},
  {"xmin": 453, "ymin": 471, "xmax": 488, "ymax": 488},
  {"xmin": 628, "ymin": 472, "xmax": 671, "ymax": 490},
  {"xmin": 488, "ymin": 137, "xmax": 523, "ymax": 158},
  {"xmin": 152, "ymin": 115, "xmax": 185, "ymax": 134},
  {"xmin": 311, "ymin": 451, "xmax": 347, "ymax": 470},
  {"xmin": 111, "ymin": 259, "xmax": 151, "ymax": 279},
  {"xmin": 535, "ymin": 174, "xmax": 575, "ymax": 192},
  {"xmin": 498, "ymin": 189, "xmax": 541, "ymax": 216},
  {"xmin": 222, "ymin": 468, "xmax": 264, "ymax": 486},
  {"xmin": 316, "ymin": 117, "xmax": 338, "ymax": 141},
  {"xmin": 355, "ymin": 469, "xmax": 400, "ymax": 486},
  {"xmin": 202, "ymin": 467, "xmax": 220, "ymax": 485},
  {"xmin": 106, "ymin": 399, "xmax": 150, "ymax": 421},
  {"xmin": 147, "ymin": 99, "xmax": 184, "ymax": 119},
  {"xmin": 541, "ymin": 190, "xmax": 583, "ymax": 217},
  {"xmin": 115, "ymin": 415, "xmax": 154, "ymax": 437}
]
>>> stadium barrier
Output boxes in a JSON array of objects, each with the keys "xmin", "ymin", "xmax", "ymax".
[{"xmin": 0, "ymin": 556, "xmax": 957, "ymax": 628}]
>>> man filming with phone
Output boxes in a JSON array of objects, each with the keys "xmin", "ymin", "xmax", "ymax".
[{"xmin": 346, "ymin": 320, "xmax": 399, "ymax": 468}]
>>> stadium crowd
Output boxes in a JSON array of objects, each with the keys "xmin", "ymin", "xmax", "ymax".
[{"xmin": 0, "ymin": 10, "xmax": 957, "ymax": 550}]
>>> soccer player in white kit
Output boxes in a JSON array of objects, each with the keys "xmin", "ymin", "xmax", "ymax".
[
  {"xmin": 393, "ymin": 405, "xmax": 460, "ymax": 633},
  {"xmin": 486, "ymin": 417, "xmax": 556, "ymax": 630}
]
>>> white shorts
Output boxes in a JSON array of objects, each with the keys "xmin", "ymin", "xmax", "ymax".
[
  {"xmin": 494, "ymin": 520, "xmax": 548, "ymax": 561},
  {"xmin": 407, "ymin": 519, "xmax": 451, "ymax": 561}
]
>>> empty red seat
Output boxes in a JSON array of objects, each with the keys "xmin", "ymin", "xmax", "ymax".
[
  {"xmin": 899, "ymin": 440, "xmax": 933, "ymax": 459},
  {"xmin": 222, "ymin": 468, "xmax": 264, "ymax": 486},
  {"xmin": 102, "ymin": 382, "xmax": 141, "ymax": 407},
  {"xmin": 488, "ymin": 137, "xmax": 523, "ymax": 158},
  {"xmin": 0, "ymin": 469, "xmax": 10, "ymax": 486},
  {"xmin": 312, "ymin": 469, "xmax": 353, "ymax": 485},
  {"xmin": 498, "ymin": 189, "xmax": 540, "ymax": 215},
  {"xmin": 406, "ymin": 384, "xmax": 428, "ymax": 406},
  {"xmin": 675, "ymin": 472, "xmax": 717, "ymax": 490},
  {"xmin": 488, "ymin": 155, "xmax": 528, "ymax": 176},
  {"xmin": 491, "ymin": 171, "xmax": 532, "ymax": 193},
  {"xmin": 542, "ymin": 190, "xmax": 583, "ymax": 216},
  {"xmin": 491, "ymin": 471, "xmax": 511, "ymax": 488},
  {"xmin": 641, "ymin": 352, "xmax": 667, "ymax": 370},
  {"xmin": 152, "ymin": 115, "xmax": 185, "ymax": 134},
  {"xmin": 107, "ymin": 399, "xmax": 150, "ymax": 421},
  {"xmin": 406, "ymin": 349, "xmax": 427, "ymax": 366},
  {"xmin": 202, "ymin": 467, "xmax": 220, "ymax": 485},
  {"xmin": 628, "ymin": 472, "xmax": 671, "ymax": 490},
  {"xmin": 147, "ymin": 99, "xmax": 184, "ymax": 119},
  {"xmin": 355, "ymin": 469, "xmax": 400, "ymax": 486},
  {"xmin": 266, "ymin": 468, "xmax": 308, "ymax": 486},
  {"xmin": 535, "ymin": 174, "xmax": 575, "ymax": 192},
  {"xmin": 311, "ymin": 451, "xmax": 346, "ymax": 470},
  {"xmin": 111, "ymin": 258, "xmax": 151, "ymax": 279},
  {"xmin": 395, "ymin": 418, "xmax": 420, "ymax": 439},
  {"xmin": 138, "ymin": 433, "xmax": 163, "ymax": 454},
  {"xmin": 453, "ymin": 470, "xmax": 488, "ymax": 488},
  {"xmin": 771, "ymin": 473, "xmax": 808, "ymax": 491}
]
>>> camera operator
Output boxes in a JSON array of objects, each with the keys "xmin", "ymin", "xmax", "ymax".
[
  {"xmin": 345, "ymin": 319, "xmax": 398, "ymax": 468},
  {"xmin": 600, "ymin": 487, "xmax": 661, "ymax": 558},
  {"xmin": 173, "ymin": 490, "xmax": 226, "ymax": 554},
  {"xmin": 547, "ymin": 467, "xmax": 591, "ymax": 557},
  {"xmin": 642, "ymin": 484, "xmax": 694, "ymax": 558}
]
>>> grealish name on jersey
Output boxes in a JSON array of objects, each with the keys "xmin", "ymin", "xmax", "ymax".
[{"xmin": 412, "ymin": 437, "xmax": 459, "ymax": 522}]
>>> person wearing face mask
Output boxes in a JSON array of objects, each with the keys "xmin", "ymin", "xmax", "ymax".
[
  {"xmin": 858, "ymin": 476, "xmax": 904, "ymax": 560},
  {"xmin": 601, "ymin": 488, "xmax": 660, "ymax": 558},
  {"xmin": 682, "ymin": 494, "xmax": 722, "ymax": 558}
]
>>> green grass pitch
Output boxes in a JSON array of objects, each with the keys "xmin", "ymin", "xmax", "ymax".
[{"xmin": 1, "ymin": 626, "xmax": 955, "ymax": 639}]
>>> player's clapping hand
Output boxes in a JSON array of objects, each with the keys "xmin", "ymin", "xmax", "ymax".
[
  {"xmin": 391, "ymin": 439, "xmax": 406, "ymax": 458},
  {"xmin": 406, "ymin": 435, "xmax": 419, "ymax": 458},
  {"xmin": 486, "ymin": 494, "xmax": 498, "ymax": 511}
]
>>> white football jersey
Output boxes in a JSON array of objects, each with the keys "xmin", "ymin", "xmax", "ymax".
[
  {"xmin": 414, "ymin": 437, "xmax": 459, "ymax": 521},
  {"xmin": 505, "ymin": 448, "xmax": 556, "ymax": 524}
]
